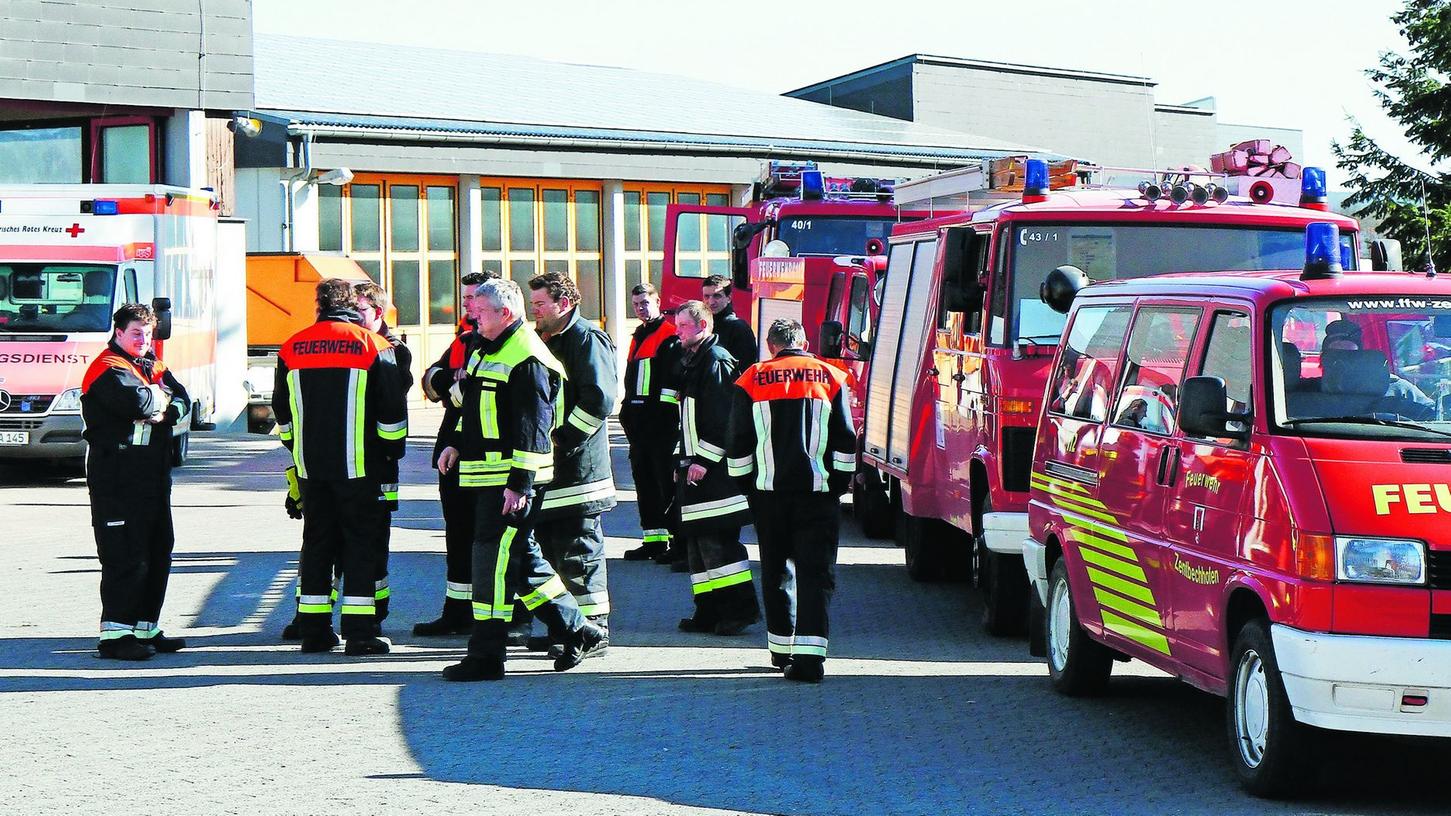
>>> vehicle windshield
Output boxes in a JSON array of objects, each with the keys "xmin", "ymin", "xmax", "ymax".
[
  {"xmin": 1270, "ymin": 295, "xmax": 1451, "ymax": 440},
  {"xmin": 776, "ymin": 216, "xmax": 896, "ymax": 257},
  {"xmin": 0, "ymin": 263, "xmax": 117, "ymax": 333},
  {"xmin": 1008, "ymin": 224, "xmax": 1358, "ymax": 344}
]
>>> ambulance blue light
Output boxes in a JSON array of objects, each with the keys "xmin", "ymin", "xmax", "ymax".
[
  {"xmin": 1302, "ymin": 222, "xmax": 1342, "ymax": 280},
  {"xmin": 801, "ymin": 170, "xmax": 825, "ymax": 200},
  {"xmin": 1024, "ymin": 159, "xmax": 1049, "ymax": 196},
  {"xmin": 1300, "ymin": 167, "xmax": 1328, "ymax": 209},
  {"xmin": 93, "ymin": 200, "xmax": 119, "ymax": 215}
]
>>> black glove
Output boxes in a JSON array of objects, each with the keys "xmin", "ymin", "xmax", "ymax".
[{"xmin": 284, "ymin": 466, "xmax": 304, "ymax": 520}]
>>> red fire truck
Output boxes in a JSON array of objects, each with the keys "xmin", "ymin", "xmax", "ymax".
[
  {"xmin": 658, "ymin": 160, "xmax": 906, "ymax": 358},
  {"xmin": 857, "ymin": 159, "xmax": 1368, "ymax": 635}
]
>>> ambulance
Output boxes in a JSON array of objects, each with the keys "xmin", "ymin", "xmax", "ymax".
[
  {"xmin": 0, "ymin": 185, "xmax": 219, "ymax": 467},
  {"xmin": 1025, "ymin": 223, "xmax": 1450, "ymax": 795},
  {"xmin": 859, "ymin": 159, "xmax": 1365, "ymax": 636}
]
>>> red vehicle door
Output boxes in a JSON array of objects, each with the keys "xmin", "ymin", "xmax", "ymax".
[
  {"xmin": 660, "ymin": 204, "xmax": 751, "ymax": 312},
  {"xmin": 1164, "ymin": 307, "xmax": 1257, "ymax": 679},
  {"xmin": 1093, "ymin": 304, "xmax": 1204, "ymax": 662}
]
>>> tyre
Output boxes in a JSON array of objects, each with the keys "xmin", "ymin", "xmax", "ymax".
[
  {"xmin": 1226, "ymin": 619, "xmax": 1306, "ymax": 798},
  {"xmin": 171, "ymin": 431, "xmax": 190, "ymax": 467},
  {"xmin": 1045, "ymin": 558, "xmax": 1112, "ymax": 695},
  {"xmin": 853, "ymin": 466, "xmax": 894, "ymax": 539},
  {"xmin": 981, "ymin": 547, "xmax": 1030, "ymax": 637},
  {"xmin": 900, "ymin": 510, "xmax": 945, "ymax": 581}
]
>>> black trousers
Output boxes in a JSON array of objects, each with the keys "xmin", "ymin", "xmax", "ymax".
[
  {"xmin": 467, "ymin": 488, "xmax": 584, "ymax": 658},
  {"xmin": 536, "ymin": 513, "xmax": 610, "ymax": 619},
  {"xmin": 625, "ymin": 427, "xmax": 676, "ymax": 547},
  {"xmin": 684, "ymin": 527, "xmax": 760, "ymax": 624},
  {"xmin": 753, "ymin": 491, "xmax": 840, "ymax": 663},
  {"xmin": 297, "ymin": 478, "xmax": 388, "ymax": 639},
  {"xmin": 91, "ymin": 490, "xmax": 174, "ymax": 640},
  {"xmin": 437, "ymin": 466, "xmax": 476, "ymax": 618}
]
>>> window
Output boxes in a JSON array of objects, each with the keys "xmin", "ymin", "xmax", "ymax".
[
  {"xmin": 0, "ymin": 126, "xmax": 82, "ymax": 183},
  {"xmin": 1112, "ymin": 307, "xmax": 1201, "ymax": 434},
  {"xmin": 622, "ymin": 184, "xmax": 733, "ymax": 291},
  {"xmin": 1047, "ymin": 305, "xmax": 1133, "ymax": 422},
  {"xmin": 91, "ymin": 118, "xmax": 157, "ymax": 184},
  {"xmin": 847, "ymin": 275, "xmax": 871, "ymax": 352},
  {"xmin": 0, "ymin": 264, "xmax": 116, "ymax": 332},
  {"xmin": 1196, "ymin": 311, "xmax": 1253, "ymax": 442}
]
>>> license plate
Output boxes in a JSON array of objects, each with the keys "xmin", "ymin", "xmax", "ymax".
[{"xmin": 0, "ymin": 431, "xmax": 29, "ymax": 446}]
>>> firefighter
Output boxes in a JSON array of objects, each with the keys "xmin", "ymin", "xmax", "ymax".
[
  {"xmin": 701, "ymin": 274, "xmax": 757, "ymax": 366},
  {"xmin": 354, "ymin": 281, "xmax": 413, "ymax": 626},
  {"xmin": 413, "ymin": 271, "xmax": 490, "ymax": 636},
  {"xmin": 520, "ymin": 271, "xmax": 617, "ymax": 652},
  {"xmin": 81, "ymin": 303, "xmax": 192, "ymax": 661},
  {"xmin": 436, "ymin": 277, "xmax": 603, "ymax": 681},
  {"xmin": 671, "ymin": 299, "xmax": 760, "ymax": 635},
  {"xmin": 273, "ymin": 278, "xmax": 408, "ymax": 656},
  {"xmin": 619, "ymin": 283, "xmax": 682, "ymax": 565},
  {"xmin": 731, "ymin": 319, "xmax": 856, "ymax": 683}
]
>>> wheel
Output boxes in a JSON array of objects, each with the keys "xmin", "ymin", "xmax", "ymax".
[
  {"xmin": 853, "ymin": 466, "xmax": 894, "ymax": 539},
  {"xmin": 900, "ymin": 510, "xmax": 945, "ymax": 581},
  {"xmin": 981, "ymin": 547, "xmax": 1029, "ymax": 637},
  {"xmin": 1045, "ymin": 558, "xmax": 1112, "ymax": 695},
  {"xmin": 1226, "ymin": 619, "xmax": 1306, "ymax": 798},
  {"xmin": 171, "ymin": 431, "xmax": 190, "ymax": 467}
]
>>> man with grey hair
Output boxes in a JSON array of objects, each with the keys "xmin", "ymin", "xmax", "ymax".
[
  {"xmin": 436, "ymin": 277, "xmax": 603, "ymax": 680},
  {"xmin": 731, "ymin": 318, "xmax": 856, "ymax": 683}
]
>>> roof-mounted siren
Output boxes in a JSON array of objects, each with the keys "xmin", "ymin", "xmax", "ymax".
[
  {"xmin": 1022, "ymin": 159, "xmax": 1049, "ymax": 203},
  {"xmin": 1137, "ymin": 180, "xmax": 1163, "ymax": 202},
  {"xmin": 1301, "ymin": 222, "xmax": 1342, "ymax": 280},
  {"xmin": 800, "ymin": 169, "xmax": 826, "ymax": 201},
  {"xmin": 1300, "ymin": 167, "xmax": 1329, "ymax": 211}
]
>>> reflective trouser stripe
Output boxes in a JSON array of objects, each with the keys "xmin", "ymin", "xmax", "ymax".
[
  {"xmin": 690, "ymin": 560, "xmax": 753, "ymax": 595},
  {"xmin": 375, "ymin": 578, "xmax": 390, "ymax": 600},
  {"xmin": 134, "ymin": 621, "xmax": 159, "ymax": 639},
  {"xmin": 473, "ymin": 526, "xmax": 518, "ymax": 622},
  {"xmin": 518, "ymin": 574, "xmax": 569, "ymax": 611},
  {"xmin": 298, "ymin": 593, "xmax": 333, "ymax": 614},
  {"xmin": 339, "ymin": 596, "xmax": 375, "ymax": 616},
  {"xmin": 100, "ymin": 621, "xmax": 134, "ymax": 640},
  {"xmin": 791, "ymin": 635, "xmax": 828, "ymax": 658},
  {"xmin": 767, "ymin": 632, "xmax": 793, "ymax": 655},
  {"xmin": 574, "ymin": 591, "xmax": 610, "ymax": 617},
  {"xmin": 642, "ymin": 528, "xmax": 671, "ymax": 543},
  {"xmin": 445, "ymin": 581, "xmax": 472, "ymax": 600}
]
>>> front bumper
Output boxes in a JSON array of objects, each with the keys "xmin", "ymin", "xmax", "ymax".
[
  {"xmin": 1272, "ymin": 624, "xmax": 1451, "ymax": 738},
  {"xmin": 1022, "ymin": 536, "xmax": 1049, "ymax": 605},
  {"xmin": 0, "ymin": 413, "xmax": 84, "ymax": 460},
  {"xmin": 982, "ymin": 511, "xmax": 1028, "ymax": 555}
]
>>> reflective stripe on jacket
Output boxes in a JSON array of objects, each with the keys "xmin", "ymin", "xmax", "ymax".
[{"xmin": 731, "ymin": 349, "xmax": 856, "ymax": 493}]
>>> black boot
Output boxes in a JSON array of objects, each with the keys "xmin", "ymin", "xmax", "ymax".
[
  {"xmin": 98, "ymin": 636, "xmax": 152, "ymax": 662},
  {"xmin": 146, "ymin": 632, "xmax": 186, "ymax": 653},
  {"xmin": 623, "ymin": 540, "xmax": 666, "ymax": 561},
  {"xmin": 413, "ymin": 614, "xmax": 472, "ymax": 637},
  {"xmin": 442, "ymin": 654, "xmax": 505, "ymax": 682},
  {"xmin": 345, "ymin": 636, "xmax": 391, "ymax": 656},
  {"xmin": 555, "ymin": 623, "xmax": 605, "ymax": 671},
  {"xmin": 784, "ymin": 658, "xmax": 824, "ymax": 684},
  {"xmin": 654, "ymin": 543, "xmax": 681, "ymax": 565},
  {"xmin": 585, "ymin": 614, "xmax": 609, "ymax": 658},
  {"xmin": 770, "ymin": 653, "xmax": 793, "ymax": 671},
  {"xmin": 300, "ymin": 630, "xmax": 340, "ymax": 653},
  {"xmin": 281, "ymin": 614, "xmax": 302, "ymax": 641}
]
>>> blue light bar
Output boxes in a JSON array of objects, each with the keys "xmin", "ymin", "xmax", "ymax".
[
  {"xmin": 800, "ymin": 170, "xmax": 825, "ymax": 200},
  {"xmin": 1300, "ymin": 167, "xmax": 1327, "ymax": 208},
  {"xmin": 92, "ymin": 199, "xmax": 119, "ymax": 215},
  {"xmin": 1302, "ymin": 222, "xmax": 1342, "ymax": 279},
  {"xmin": 1024, "ymin": 159, "xmax": 1049, "ymax": 197}
]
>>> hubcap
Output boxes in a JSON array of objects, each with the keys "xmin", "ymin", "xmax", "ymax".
[
  {"xmin": 1234, "ymin": 648, "xmax": 1269, "ymax": 768},
  {"xmin": 1048, "ymin": 574, "xmax": 1071, "ymax": 671}
]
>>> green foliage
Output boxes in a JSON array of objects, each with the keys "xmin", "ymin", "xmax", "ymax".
[{"xmin": 1334, "ymin": 0, "xmax": 1451, "ymax": 271}]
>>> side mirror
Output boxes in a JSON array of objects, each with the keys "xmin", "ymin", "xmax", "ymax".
[
  {"xmin": 1370, "ymin": 238, "xmax": 1403, "ymax": 272},
  {"xmin": 820, "ymin": 320, "xmax": 845, "ymax": 359},
  {"xmin": 1040, "ymin": 265, "xmax": 1088, "ymax": 315},
  {"xmin": 733, "ymin": 221, "xmax": 768, "ymax": 251},
  {"xmin": 1179, "ymin": 375, "xmax": 1251, "ymax": 440},
  {"xmin": 152, "ymin": 296, "xmax": 173, "ymax": 341}
]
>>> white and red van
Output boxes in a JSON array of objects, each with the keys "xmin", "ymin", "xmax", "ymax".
[
  {"xmin": 0, "ymin": 185, "xmax": 218, "ymax": 467},
  {"xmin": 1026, "ymin": 223, "xmax": 1450, "ymax": 795}
]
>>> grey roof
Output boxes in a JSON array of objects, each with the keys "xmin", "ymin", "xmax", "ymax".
[
  {"xmin": 251, "ymin": 35, "xmax": 1053, "ymax": 162},
  {"xmin": 786, "ymin": 53, "xmax": 1158, "ymax": 98}
]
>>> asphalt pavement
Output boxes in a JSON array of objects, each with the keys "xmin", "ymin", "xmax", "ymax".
[{"xmin": 1, "ymin": 417, "xmax": 1447, "ymax": 815}]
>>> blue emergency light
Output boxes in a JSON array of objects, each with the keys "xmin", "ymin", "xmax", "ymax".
[
  {"xmin": 92, "ymin": 199, "xmax": 119, "ymax": 215},
  {"xmin": 1024, "ymin": 159, "xmax": 1049, "ymax": 198},
  {"xmin": 800, "ymin": 169, "xmax": 825, "ymax": 200},
  {"xmin": 1302, "ymin": 222, "xmax": 1342, "ymax": 280},
  {"xmin": 1300, "ymin": 167, "xmax": 1327, "ymax": 208}
]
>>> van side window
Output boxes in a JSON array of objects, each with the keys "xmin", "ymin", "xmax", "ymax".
[
  {"xmin": 1193, "ymin": 311, "xmax": 1253, "ymax": 440},
  {"xmin": 846, "ymin": 275, "xmax": 871, "ymax": 353},
  {"xmin": 1047, "ymin": 305, "xmax": 1133, "ymax": 422},
  {"xmin": 1112, "ymin": 306, "xmax": 1201, "ymax": 435},
  {"xmin": 123, "ymin": 268, "xmax": 138, "ymax": 303}
]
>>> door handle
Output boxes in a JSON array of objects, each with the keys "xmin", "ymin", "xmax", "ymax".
[
  {"xmin": 952, "ymin": 373, "xmax": 966, "ymax": 383},
  {"xmin": 1156, "ymin": 446, "xmax": 1180, "ymax": 487},
  {"xmin": 926, "ymin": 367, "xmax": 939, "ymax": 377}
]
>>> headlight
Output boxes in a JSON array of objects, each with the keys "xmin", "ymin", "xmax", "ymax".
[
  {"xmin": 1335, "ymin": 536, "xmax": 1426, "ymax": 585},
  {"xmin": 50, "ymin": 388, "xmax": 82, "ymax": 413}
]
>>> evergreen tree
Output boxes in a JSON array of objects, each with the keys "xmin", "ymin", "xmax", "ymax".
[{"xmin": 1334, "ymin": 0, "xmax": 1451, "ymax": 272}]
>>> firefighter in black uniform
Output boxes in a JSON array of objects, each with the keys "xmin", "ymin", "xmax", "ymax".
[
  {"xmin": 81, "ymin": 303, "xmax": 192, "ymax": 661},
  {"xmin": 522, "ymin": 271, "xmax": 618, "ymax": 651},
  {"xmin": 436, "ymin": 277, "xmax": 603, "ymax": 681},
  {"xmin": 620, "ymin": 282, "xmax": 682, "ymax": 564},
  {"xmin": 355, "ymin": 281, "xmax": 413, "ymax": 626},
  {"xmin": 273, "ymin": 278, "xmax": 408, "ymax": 656},
  {"xmin": 413, "ymin": 271, "xmax": 490, "ymax": 636},
  {"xmin": 731, "ymin": 319, "xmax": 856, "ymax": 683},
  {"xmin": 701, "ymin": 274, "xmax": 757, "ymax": 366},
  {"xmin": 670, "ymin": 300, "xmax": 760, "ymax": 635}
]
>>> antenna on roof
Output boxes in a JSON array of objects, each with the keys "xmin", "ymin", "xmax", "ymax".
[{"xmin": 1422, "ymin": 178, "xmax": 1437, "ymax": 278}]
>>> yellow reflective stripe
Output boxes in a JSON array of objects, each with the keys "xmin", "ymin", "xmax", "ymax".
[
  {"xmin": 481, "ymin": 390, "xmax": 499, "ymax": 439},
  {"xmin": 680, "ymin": 495, "xmax": 751, "ymax": 522},
  {"xmin": 727, "ymin": 455, "xmax": 753, "ymax": 478},
  {"xmin": 1092, "ymin": 586, "xmax": 1162, "ymax": 627},
  {"xmin": 567, "ymin": 406, "xmax": 604, "ymax": 434},
  {"xmin": 659, "ymin": 388, "xmax": 680, "ymax": 405},
  {"xmin": 472, "ymin": 601, "xmax": 512, "ymax": 620},
  {"xmin": 1051, "ymin": 495, "xmax": 1116, "ymax": 523},
  {"xmin": 1077, "ymin": 544, "xmax": 1147, "ymax": 582},
  {"xmin": 1062, "ymin": 511, "xmax": 1129, "ymax": 542},
  {"xmin": 351, "ymin": 369, "xmax": 368, "ymax": 478},
  {"xmin": 518, "ymin": 575, "xmax": 568, "ymax": 610},
  {"xmin": 459, "ymin": 473, "xmax": 510, "ymax": 488},
  {"xmin": 297, "ymin": 603, "xmax": 332, "ymax": 614},
  {"xmin": 637, "ymin": 358, "xmax": 651, "ymax": 397},
  {"xmin": 376, "ymin": 418, "xmax": 408, "ymax": 440},
  {"xmin": 512, "ymin": 450, "xmax": 553, "ymax": 470},
  {"xmin": 491, "ymin": 526, "xmax": 516, "ymax": 614},
  {"xmin": 1031, "ymin": 477, "xmax": 1109, "ymax": 512},
  {"xmin": 1032, "ymin": 471, "xmax": 1095, "ymax": 496},
  {"xmin": 287, "ymin": 369, "xmax": 307, "ymax": 478},
  {"xmin": 1074, "ymin": 531, "xmax": 1139, "ymax": 562},
  {"xmin": 1101, "ymin": 609, "xmax": 1171, "ymax": 655},
  {"xmin": 1085, "ymin": 566, "xmax": 1156, "ymax": 606}
]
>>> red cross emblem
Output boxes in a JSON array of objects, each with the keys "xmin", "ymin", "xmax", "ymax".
[{"xmin": 65, "ymin": 223, "xmax": 85, "ymax": 238}]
